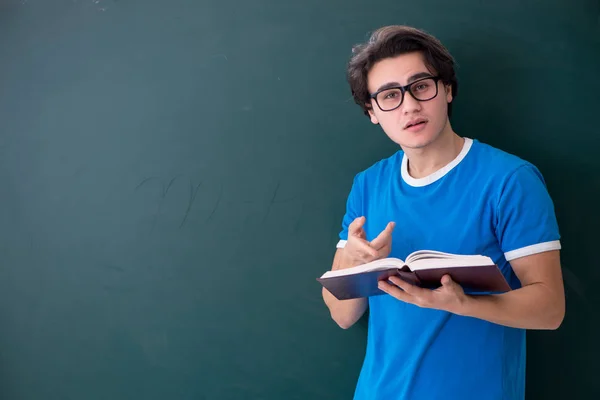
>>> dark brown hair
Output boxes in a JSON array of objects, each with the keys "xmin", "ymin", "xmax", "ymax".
[{"xmin": 347, "ymin": 25, "xmax": 458, "ymax": 118}]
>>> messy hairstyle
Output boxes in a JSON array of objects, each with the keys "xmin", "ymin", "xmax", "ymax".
[{"xmin": 347, "ymin": 25, "xmax": 458, "ymax": 118}]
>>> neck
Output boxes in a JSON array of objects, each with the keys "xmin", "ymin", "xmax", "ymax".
[{"xmin": 403, "ymin": 121, "xmax": 464, "ymax": 179}]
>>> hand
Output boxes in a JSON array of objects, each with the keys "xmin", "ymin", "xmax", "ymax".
[
  {"xmin": 378, "ymin": 274, "xmax": 468, "ymax": 315},
  {"xmin": 340, "ymin": 217, "xmax": 395, "ymax": 269}
]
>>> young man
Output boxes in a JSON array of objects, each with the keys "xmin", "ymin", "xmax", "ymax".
[{"xmin": 322, "ymin": 26, "xmax": 565, "ymax": 400}]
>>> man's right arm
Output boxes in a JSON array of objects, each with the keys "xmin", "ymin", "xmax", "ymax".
[
  {"xmin": 322, "ymin": 218, "xmax": 395, "ymax": 329},
  {"xmin": 322, "ymin": 248, "xmax": 369, "ymax": 329}
]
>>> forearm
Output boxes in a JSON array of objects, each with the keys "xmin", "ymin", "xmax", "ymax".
[
  {"xmin": 459, "ymin": 282, "xmax": 565, "ymax": 330},
  {"xmin": 323, "ymin": 288, "xmax": 368, "ymax": 329},
  {"xmin": 322, "ymin": 247, "xmax": 368, "ymax": 329}
]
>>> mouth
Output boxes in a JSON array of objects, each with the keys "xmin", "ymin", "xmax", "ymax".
[
  {"xmin": 404, "ymin": 118, "xmax": 428, "ymax": 129},
  {"xmin": 404, "ymin": 118, "xmax": 427, "ymax": 131}
]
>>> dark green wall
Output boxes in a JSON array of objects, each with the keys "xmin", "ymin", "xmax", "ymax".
[{"xmin": 0, "ymin": 0, "xmax": 598, "ymax": 398}]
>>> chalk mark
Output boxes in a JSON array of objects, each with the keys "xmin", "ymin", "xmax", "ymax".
[
  {"xmin": 180, "ymin": 180, "xmax": 203, "ymax": 228},
  {"xmin": 151, "ymin": 175, "xmax": 185, "ymax": 232},
  {"xmin": 205, "ymin": 182, "xmax": 224, "ymax": 223},
  {"xmin": 135, "ymin": 176, "xmax": 160, "ymax": 192},
  {"xmin": 105, "ymin": 264, "xmax": 125, "ymax": 273},
  {"xmin": 263, "ymin": 182, "xmax": 280, "ymax": 222},
  {"xmin": 210, "ymin": 54, "xmax": 228, "ymax": 61},
  {"xmin": 72, "ymin": 166, "xmax": 86, "ymax": 178}
]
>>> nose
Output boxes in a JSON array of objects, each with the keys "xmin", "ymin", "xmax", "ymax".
[{"xmin": 402, "ymin": 91, "xmax": 422, "ymax": 114}]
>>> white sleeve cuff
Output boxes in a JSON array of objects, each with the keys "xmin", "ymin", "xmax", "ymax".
[{"xmin": 504, "ymin": 240, "xmax": 561, "ymax": 261}]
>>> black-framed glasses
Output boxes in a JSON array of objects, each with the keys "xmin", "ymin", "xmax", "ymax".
[{"xmin": 370, "ymin": 76, "xmax": 441, "ymax": 112}]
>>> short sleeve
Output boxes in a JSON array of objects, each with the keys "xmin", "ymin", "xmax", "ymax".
[
  {"xmin": 495, "ymin": 164, "xmax": 561, "ymax": 261},
  {"xmin": 337, "ymin": 173, "xmax": 364, "ymax": 249}
]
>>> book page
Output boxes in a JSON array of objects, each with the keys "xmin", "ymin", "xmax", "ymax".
[
  {"xmin": 407, "ymin": 255, "xmax": 494, "ymax": 271},
  {"xmin": 405, "ymin": 250, "xmax": 467, "ymax": 264},
  {"xmin": 320, "ymin": 257, "xmax": 405, "ymax": 279}
]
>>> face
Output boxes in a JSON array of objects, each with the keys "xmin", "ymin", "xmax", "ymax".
[{"xmin": 366, "ymin": 52, "xmax": 453, "ymax": 150}]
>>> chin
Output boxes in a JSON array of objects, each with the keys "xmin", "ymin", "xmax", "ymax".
[{"xmin": 391, "ymin": 131, "xmax": 438, "ymax": 150}]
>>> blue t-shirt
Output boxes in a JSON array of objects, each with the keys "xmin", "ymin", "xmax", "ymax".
[{"xmin": 337, "ymin": 138, "xmax": 561, "ymax": 400}]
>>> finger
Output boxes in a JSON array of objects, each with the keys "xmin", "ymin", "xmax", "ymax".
[
  {"xmin": 348, "ymin": 216, "xmax": 366, "ymax": 237},
  {"xmin": 388, "ymin": 277, "xmax": 434, "ymax": 307},
  {"xmin": 353, "ymin": 239, "xmax": 379, "ymax": 260},
  {"xmin": 388, "ymin": 276, "xmax": 428, "ymax": 297},
  {"xmin": 371, "ymin": 221, "xmax": 395, "ymax": 248},
  {"xmin": 370, "ymin": 221, "xmax": 395, "ymax": 249},
  {"xmin": 378, "ymin": 280, "xmax": 413, "ymax": 303},
  {"xmin": 376, "ymin": 243, "xmax": 391, "ymax": 259}
]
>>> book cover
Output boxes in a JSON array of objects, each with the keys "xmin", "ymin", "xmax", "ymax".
[{"xmin": 318, "ymin": 252, "xmax": 512, "ymax": 300}]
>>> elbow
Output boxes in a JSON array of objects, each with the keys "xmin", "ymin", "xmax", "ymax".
[
  {"xmin": 545, "ymin": 296, "xmax": 565, "ymax": 330},
  {"xmin": 546, "ymin": 313, "xmax": 564, "ymax": 330},
  {"xmin": 323, "ymin": 288, "xmax": 367, "ymax": 329},
  {"xmin": 331, "ymin": 313, "xmax": 359, "ymax": 330},
  {"xmin": 548, "ymin": 302, "xmax": 565, "ymax": 330},
  {"xmin": 329, "ymin": 306, "xmax": 365, "ymax": 329}
]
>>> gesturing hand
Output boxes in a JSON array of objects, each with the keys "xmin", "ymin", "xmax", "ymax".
[{"xmin": 340, "ymin": 216, "xmax": 395, "ymax": 269}]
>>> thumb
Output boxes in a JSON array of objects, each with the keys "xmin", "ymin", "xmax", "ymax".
[{"xmin": 441, "ymin": 274, "xmax": 456, "ymax": 287}]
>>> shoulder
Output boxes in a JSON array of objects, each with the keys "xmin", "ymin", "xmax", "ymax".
[
  {"xmin": 354, "ymin": 150, "xmax": 403, "ymax": 185},
  {"xmin": 468, "ymin": 141, "xmax": 555, "ymax": 224},
  {"xmin": 470, "ymin": 139, "xmax": 546, "ymax": 186}
]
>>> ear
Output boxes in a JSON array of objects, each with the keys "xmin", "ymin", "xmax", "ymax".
[
  {"xmin": 445, "ymin": 84, "xmax": 453, "ymax": 103},
  {"xmin": 367, "ymin": 106, "xmax": 379, "ymax": 124}
]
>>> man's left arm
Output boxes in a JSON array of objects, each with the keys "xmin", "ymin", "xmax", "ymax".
[
  {"xmin": 458, "ymin": 249, "xmax": 565, "ymax": 330},
  {"xmin": 379, "ymin": 163, "xmax": 565, "ymax": 329},
  {"xmin": 379, "ymin": 249, "xmax": 565, "ymax": 330}
]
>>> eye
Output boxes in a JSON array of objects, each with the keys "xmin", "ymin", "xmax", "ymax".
[{"xmin": 414, "ymin": 83, "xmax": 430, "ymax": 92}]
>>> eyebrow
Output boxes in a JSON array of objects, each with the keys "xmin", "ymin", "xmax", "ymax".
[
  {"xmin": 374, "ymin": 72, "xmax": 434, "ymax": 93},
  {"xmin": 407, "ymin": 72, "xmax": 434, "ymax": 83}
]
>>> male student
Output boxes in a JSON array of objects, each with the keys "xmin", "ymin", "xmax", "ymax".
[{"xmin": 322, "ymin": 25, "xmax": 565, "ymax": 400}]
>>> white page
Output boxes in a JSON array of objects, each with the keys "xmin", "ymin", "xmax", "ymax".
[
  {"xmin": 408, "ymin": 255, "xmax": 494, "ymax": 271},
  {"xmin": 320, "ymin": 257, "xmax": 405, "ymax": 279},
  {"xmin": 405, "ymin": 250, "xmax": 467, "ymax": 264}
]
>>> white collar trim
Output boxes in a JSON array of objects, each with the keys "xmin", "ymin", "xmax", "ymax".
[{"xmin": 401, "ymin": 137, "xmax": 473, "ymax": 187}]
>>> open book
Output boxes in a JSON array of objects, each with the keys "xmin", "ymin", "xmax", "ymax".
[{"xmin": 318, "ymin": 250, "xmax": 511, "ymax": 300}]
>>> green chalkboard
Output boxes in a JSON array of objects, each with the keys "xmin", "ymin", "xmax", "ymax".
[{"xmin": 0, "ymin": 0, "xmax": 598, "ymax": 398}]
